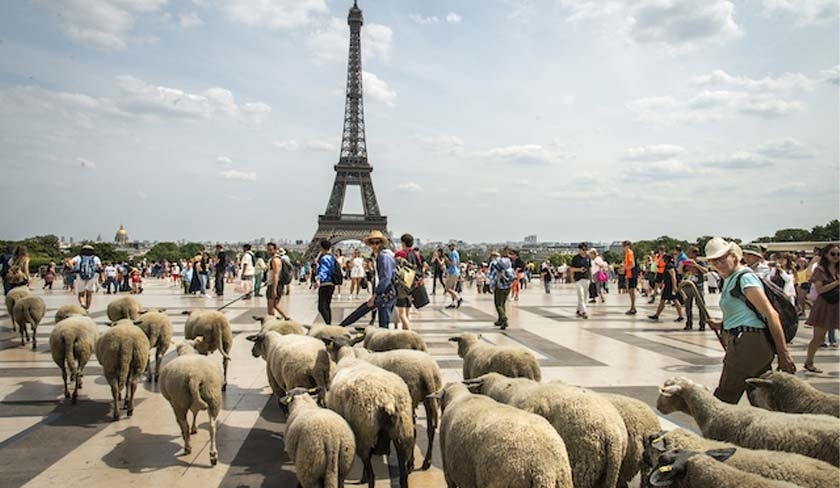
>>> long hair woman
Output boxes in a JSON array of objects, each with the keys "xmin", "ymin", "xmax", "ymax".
[{"xmin": 802, "ymin": 243, "xmax": 839, "ymax": 372}]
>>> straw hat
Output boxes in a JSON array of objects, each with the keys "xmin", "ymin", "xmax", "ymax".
[
  {"xmin": 705, "ymin": 237, "xmax": 743, "ymax": 260},
  {"xmin": 363, "ymin": 230, "xmax": 389, "ymax": 245},
  {"xmin": 81, "ymin": 244, "xmax": 94, "ymax": 251}
]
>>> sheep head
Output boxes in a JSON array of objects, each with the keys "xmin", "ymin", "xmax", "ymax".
[
  {"xmin": 745, "ymin": 370, "xmax": 782, "ymax": 411},
  {"xmin": 437, "ymin": 382, "xmax": 471, "ymax": 413},
  {"xmin": 279, "ymin": 387, "xmax": 321, "ymax": 407},
  {"xmin": 448, "ymin": 332, "xmax": 481, "ymax": 358},
  {"xmin": 656, "ymin": 377, "xmax": 695, "ymax": 414},
  {"xmin": 647, "ymin": 448, "xmax": 736, "ymax": 487},
  {"xmin": 642, "ymin": 430, "xmax": 671, "ymax": 468},
  {"xmin": 176, "ymin": 340, "xmax": 198, "ymax": 356},
  {"xmin": 245, "ymin": 332, "xmax": 266, "ymax": 358}
]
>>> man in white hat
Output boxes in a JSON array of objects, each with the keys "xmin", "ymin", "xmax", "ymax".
[
  {"xmin": 704, "ymin": 237, "xmax": 795, "ymax": 404},
  {"xmin": 365, "ymin": 231, "xmax": 397, "ymax": 328},
  {"xmin": 742, "ymin": 244, "xmax": 770, "ymax": 280},
  {"xmin": 71, "ymin": 244, "xmax": 101, "ymax": 310}
]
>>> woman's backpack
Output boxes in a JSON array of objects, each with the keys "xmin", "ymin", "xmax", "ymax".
[{"xmin": 730, "ymin": 270, "xmax": 798, "ymax": 345}]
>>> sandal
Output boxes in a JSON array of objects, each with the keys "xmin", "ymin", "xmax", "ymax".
[{"xmin": 804, "ymin": 364, "xmax": 823, "ymax": 374}]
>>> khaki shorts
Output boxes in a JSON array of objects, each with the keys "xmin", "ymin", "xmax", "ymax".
[
  {"xmin": 445, "ymin": 275, "xmax": 459, "ymax": 291},
  {"xmin": 75, "ymin": 277, "xmax": 97, "ymax": 292}
]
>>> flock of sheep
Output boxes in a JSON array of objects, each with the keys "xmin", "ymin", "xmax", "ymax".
[{"xmin": 4, "ymin": 284, "xmax": 840, "ymax": 487}]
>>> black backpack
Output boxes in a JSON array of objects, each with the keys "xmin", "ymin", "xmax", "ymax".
[
  {"xmin": 279, "ymin": 259, "xmax": 292, "ymax": 286},
  {"xmin": 730, "ymin": 270, "xmax": 798, "ymax": 345},
  {"xmin": 330, "ymin": 257, "xmax": 343, "ymax": 285}
]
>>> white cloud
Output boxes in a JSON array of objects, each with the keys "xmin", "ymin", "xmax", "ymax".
[
  {"xmin": 818, "ymin": 65, "xmax": 840, "ymax": 85},
  {"xmin": 77, "ymin": 157, "xmax": 96, "ymax": 169},
  {"xmin": 753, "ymin": 139, "xmax": 816, "ymax": 159},
  {"xmin": 700, "ymin": 151, "xmax": 773, "ymax": 169},
  {"xmin": 761, "ymin": 0, "xmax": 839, "ymax": 25},
  {"xmin": 691, "ymin": 70, "xmax": 815, "ymax": 92},
  {"xmin": 34, "ymin": 0, "xmax": 168, "ymax": 50},
  {"xmin": 216, "ymin": 156, "xmax": 233, "ymax": 166},
  {"xmin": 414, "ymin": 134, "xmax": 465, "ymax": 154},
  {"xmin": 410, "ymin": 14, "xmax": 439, "ymax": 25},
  {"xmin": 559, "ymin": 1, "xmax": 624, "ymax": 22},
  {"xmin": 305, "ymin": 139, "xmax": 338, "ymax": 152},
  {"xmin": 396, "ymin": 182, "xmax": 424, "ymax": 193},
  {"xmin": 307, "ymin": 17, "xmax": 392, "ymax": 64},
  {"xmin": 628, "ymin": 89, "xmax": 805, "ymax": 124},
  {"xmin": 446, "ymin": 12, "xmax": 462, "ymax": 24},
  {"xmin": 201, "ymin": 0, "xmax": 328, "ymax": 29},
  {"xmin": 477, "ymin": 144, "xmax": 567, "ymax": 165},
  {"xmin": 273, "ymin": 140, "xmax": 299, "ymax": 151},
  {"xmin": 628, "ymin": 0, "xmax": 742, "ymax": 47},
  {"xmin": 364, "ymin": 24, "xmax": 393, "ymax": 61},
  {"xmin": 179, "ymin": 11, "xmax": 204, "ymax": 28},
  {"xmin": 623, "ymin": 159, "xmax": 698, "ymax": 180},
  {"xmin": 623, "ymin": 144, "xmax": 686, "ymax": 161},
  {"xmin": 362, "ymin": 71, "xmax": 396, "ymax": 106},
  {"xmin": 218, "ymin": 170, "xmax": 256, "ymax": 181}
]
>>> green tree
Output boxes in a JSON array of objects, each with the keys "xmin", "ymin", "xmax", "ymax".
[
  {"xmin": 811, "ymin": 220, "xmax": 839, "ymax": 241},
  {"xmin": 771, "ymin": 228, "xmax": 811, "ymax": 242},
  {"xmin": 179, "ymin": 242, "xmax": 205, "ymax": 260},
  {"xmin": 145, "ymin": 242, "xmax": 181, "ymax": 263},
  {"xmin": 66, "ymin": 242, "xmax": 128, "ymax": 264}
]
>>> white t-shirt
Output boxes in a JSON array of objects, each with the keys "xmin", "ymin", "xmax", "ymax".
[
  {"xmin": 241, "ymin": 252, "xmax": 255, "ymax": 277},
  {"xmin": 706, "ymin": 271, "xmax": 719, "ymax": 289},
  {"xmin": 72, "ymin": 255, "xmax": 102, "ymax": 279},
  {"xmin": 104, "ymin": 265, "xmax": 117, "ymax": 278}
]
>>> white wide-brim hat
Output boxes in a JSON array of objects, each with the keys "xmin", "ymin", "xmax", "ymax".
[{"xmin": 705, "ymin": 237, "xmax": 743, "ymax": 261}]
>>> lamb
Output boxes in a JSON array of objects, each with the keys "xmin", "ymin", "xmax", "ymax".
[
  {"xmin": 279, "ymin": 387, "xmax": 355, "ymax": 488},
  {"xmin": 5, "ymin": 286, "xmax": 30, "ymax": 331},
  {"xmin": 325, "ymin": 345, "xmax": 414, "ymax": 488},
  {"xmin": 643, "ymin": 428, "xmax": 840, "ymax": 488},
  {"xmin": 106, "ymin": 296, "xmax": 142, "ymax": 322},
  {"xmin": 182, "ymin": 310, "xmax": 232, "ymax": 391},
  {"xmin": 647, "ymin": 448, "xmax": 799, "ymax": 488},
  {"xmin": 49, "ymin": 315, "xmax": 98, "ymax": 403},
  {"xmin": 132, "ymin": 311, "xmax": 173, "ymax": 382},
  {"xmin": 449, "ymin": 332, "xmax": 541, "ymax": 381},
  {"xmin": 96, "ymin": 320, "xmax": 150, "ymax": 421},
  {"xmin": 657, "ymin": 376, "xmax": 840, "ymax": 466},
  {"xmin": 12, "ymin": 295, "xmax": 46, "ymax": 349},
  {"xmin": 54, "ymin": 303, "xmax": 87, "ymax": 323},
  {"xmin": 435, "ymin": 382, "xmax": 573, "ymax": 488},
  {"xmin": 306, "ymin": 324, "xmax": 354, "ymax": 341},
  {"xmin": 324, "ymin": 334, "xmax": 442, "ymax": 471},
  {"xmin": 246, "ymin": 331, "xmax": 332, "ymax": 406},
  {"xmin": 357, "ymin": 325, "xmax": 427, "ymax": 352},
  {"xmin": 252, "ymin": 315, "xmax": 305, "ymax": 335},
  {"xmin": 159, "ymin": 339, "xmax": 223, "ymax": 466},
  {"xmin": 746, "ymin": 370, "xmax": 840, "ymax": 417},
  {"xmin": 599, "ymin": 392, "xmax": 663, "ymax": 487},
  {"xmin": 466, "ymin": 373, "xmax": 626, "ymax": 488}
]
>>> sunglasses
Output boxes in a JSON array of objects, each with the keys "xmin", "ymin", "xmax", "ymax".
[
  {"xmin": 830, "ymin": 252, "xmax": 839, "ymax": 257},
  {"xmin": 369, "ymin": 240, "xmax": 382, "ymax": 246}
]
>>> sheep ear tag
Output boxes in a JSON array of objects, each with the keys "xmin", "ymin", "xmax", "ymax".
[
  {"xmin": 651, "ymin": 435, "xmax": 666, "ymax": 451},
  {"xmin": 195, "ymin": 336, "xmax": 204, "ymax": 344},
  {"xmin": 648, "ymin": 465, "xmax": 676, "ymax": 487}
]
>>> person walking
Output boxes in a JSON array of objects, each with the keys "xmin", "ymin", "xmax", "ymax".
[
  {"xmin": 253, "ymin": 256, "xmax": 267, "ymax": 297},
  {"xmin": 5, "ymin": 246, "xmax": 31, "ymax": 291},
  {"xmin": 42, "ymin": 262, "xmax": 56, "ymax": 291},
  {"xmin": 214, "ymin": 245, "xmax": 227, "ymax": 297},
  {"xmin": 541, "ymin": 259, "xmax": 553, "ymax": 294},
  {"xmin": 431, "ymin": 248, "xmax": 446, "ymax": 295},
  {"xmin": 71, "ymin": 244, "xmax": 101, "ymax": 310},
  {"xmin": 679, "ymin": 247, "xmax": 708, "ymax": 331},
  {"xmin": 742, "ymin": 244, "xmax": 770, "ymax": 279},
  {"xmin": 240, "ymin": 244, "xmax": 256, "ymax": 299},
  {"xmin": 703, "ymin": 237, "xmax": 795, "ymax": 404},
  {"xmin": 314, "ymin": 239, "xmax": 337, "ymax": 325},
  {"xmin": 649, "ymin": 254, "xmax": 684, "ymax": 322},
  {"xmin": 103, "ymin": 262, "xmax": 119, "ymax": 294},
  {"xmin": 623, "ymin": 241, "xmax": 637, "ymax": 314},
  {"xmin": 394, "ymin": 233, "xmax": 422, "ymax": 330},
  {"xmin": 489, "ymin": 250, "xmax": 514, "ymax": 330},
  {"xmin": 349, "ymin": 248, "xmax": 365, "ymax": 299},
  {"xmin": 365, "ymin": 231, "xmax": 396, "ymax": 328},
  {"xmin": 570, "ymin": 243, "xmax": 591, "ymax": 319},
  {"xmin": 265, "ymin": 243, "xmax": 291, "ymax": 319},
  {"xmin": 802, "ymin": 243, "xmax": 839, "ymax": 373},
  {"xmin": 444, "ymin": 243, "xmax": 462, "ymax": 308}
]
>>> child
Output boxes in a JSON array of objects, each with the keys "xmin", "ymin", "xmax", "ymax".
[{"xmin": 130, "ymin": 268, "xmax": 143, "ymax": 294}]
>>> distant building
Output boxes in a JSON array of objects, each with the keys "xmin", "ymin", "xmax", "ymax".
[
  {"xmin": 524, "ymin": 235, "xmax": 537, "ymax": 244},
  {"xmin": 115, "ymin": 224, "xmax": 129, "ymax": 246}
]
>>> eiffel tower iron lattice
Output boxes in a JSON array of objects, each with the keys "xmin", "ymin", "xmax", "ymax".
[{"xmin": 305, "ymin": 1, "xmax": 389, "ymax": 259}]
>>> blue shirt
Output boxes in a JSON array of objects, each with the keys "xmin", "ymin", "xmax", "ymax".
[
  {"xmin": 447, "ymin": 250, "xmax": 460, "ymax": 276},
  {"xmin": 317, "ymin": 254, "xmax": 336, "ymax": 284},
  {"xmin": 720, "ymin": 269, "xmax": 766, "ymax": 330},
  {"xmin": 374, "ymin": 249, "xmax": 396, "ymax": 295}
]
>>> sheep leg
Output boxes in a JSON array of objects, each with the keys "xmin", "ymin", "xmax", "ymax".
[
  {"xmin": 154, "ymin": 348, "xmax": 163, "ymax": 382},
  {"xmin": 174, "ymin": 408, "xmax": 192, "ymax": 455},
  {"xmin": 207, "ymin": 411, "xmax": 218, "ymax": 466},
  {"xmin": 190, "ymin": 410, "xmax": 199, "ymax": 435},
  {"xmin": 422, "ymin": 401, "xmax": 435, "ymax": 470},
  {"xmin": 19, "ymin": 326, "xmax": 25, "ymax": 346},
  {"xmin": 145, "ymin": 355, "xmax": 152, "ymax": 382},
  {"xmin": 31, "ymin": 323, "xmax": 38, "ymax": 350},
  {"xmin": 109, "ymin": 380, "xmax": 120, "ymax": 421},
  {"xmin": 395, "ymin": 439, "xmax": 410, "ymax": 488},
  {"xmin": 361, "ymin": 450, "xmax": 375, "ymax": 488},
  {"xmin": 221, "ymin": 354, "xmax": 229, "ymax": 392},
  {"xmin": 60, "ymin": 363, "xmax": 70, "ymax": 399},
  {"xmin": 127, "ymin": 375, "xmax": 139, "ymax": 417}
]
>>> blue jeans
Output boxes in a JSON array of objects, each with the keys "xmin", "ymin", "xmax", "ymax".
[
  {"xmin": 377, "ymin": 296, "xmax": 396, "ymax": 328},
  {"xmin": 829, "ymin": 329, "xmax": 837, "ymax": 345},
  {"xmin": 104, "ymin": 277, "xmax": 118, "ymax": 294},
  {"xmin": 199, "ymin": 273, "xmax": 208, "ymax": 294}
]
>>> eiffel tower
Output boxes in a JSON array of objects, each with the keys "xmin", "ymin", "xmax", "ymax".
[{"xmin": 305, "ymin": 1, "xmax": 388, "ymax": 259}]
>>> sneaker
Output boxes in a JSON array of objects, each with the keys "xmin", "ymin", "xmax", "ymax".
[
  {"xmin": 575, "ymin": 310, "xmax": 582, "ymax": 317},
  {"xmin": 648, "ymin": 297, "xmax": 656, "ymax": 304},
  {"xmin": 446, "ymin": 303, "xmax": 456, "ymax": 309},
  {"xmin": 625, "ymin": 309, "xmax": 637, "ymax": 315},
  {"xmin": 674, "ymin": 317, "xmax": 684, "ymax": 322},
  {"xmin": 500, "ymin": 322, "xmax": 508, "ymax": 330},
  {"xmin": 493, "ymin": 320, "xmax": 503, "ymax": 326},
  {"xmin": 648, "ymin": 315, "xmax": 659, "ymax": 321},
  {"xmin": 683, "ymin": 325, "xmax": 693, "ymax": 331},
  {"xmin": 832, "ymin": 343, "xmax": 839, "ymax": 348},
  {"xmin": 588, "ymin": 299, "xmax": 596, "ymax": 303},
  {"xmin": 581, "ymin": 313, "xmax": 588, "ymax": 319},
  {"xmin": 457, "ymin": 298, "xmax": 463, "ymax": 308}
]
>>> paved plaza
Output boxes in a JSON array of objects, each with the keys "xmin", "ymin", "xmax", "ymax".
[{"xmin": 0, "ymin": 278, "xmax": 837, "ymax": 488}]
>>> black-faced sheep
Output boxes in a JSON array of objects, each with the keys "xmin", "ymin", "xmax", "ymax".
[
  {"xmin": 96, "ymin": 320, "xmax": 150, "ymax": 421},
  {"xmin": 449, "ymin": 332, "xmax": 541, "ymax": 381},
  {"xmin": 746, "ymin": 370, "xmax": 840, "ymax": 417},
  {"xmin": 647, "ymin": 448, "xmax": 799, "ymax": 488},
  {"xmin": 49, "ymin": 315, "xmax": 98, "ymax": 403},
  {"xmin": 182, "ymin": 310, "xmax": 232, "ymax": 391},
  {"xmin": 13, "ymin": 295, "xmax": 46, "ymax": 348}
]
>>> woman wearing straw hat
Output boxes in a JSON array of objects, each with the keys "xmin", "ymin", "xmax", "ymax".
[
  {"xmin": 365, "ymin": 230, "xmax": 397, "ymax": 328},
  {"xmin": 704, "ymin": 237, "xmax": 796, "ymax": 404}
]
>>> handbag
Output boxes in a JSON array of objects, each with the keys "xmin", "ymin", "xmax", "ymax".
[
  {"xmin": 410, "ymin": 284, "xmax": 430, "ymax": 309},
  {"xmin": 596, "ymin": 270, "xmax": 609, "ymax": 283},
  {"xmin": 820, "ymin": 284, "xmax": 839, "ymax": 304},
  {"xmin": 360, "ymin": 276, "xmax": 368, "ymax": 290}
]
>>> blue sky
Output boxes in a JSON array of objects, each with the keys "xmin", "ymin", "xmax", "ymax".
[{"xmin": 0, "ymin": 0, "xmax": 837, "ymax": 244}]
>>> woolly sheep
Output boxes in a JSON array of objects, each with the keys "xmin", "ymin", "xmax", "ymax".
[
  {"xmin": 133, "ymin": 311, "xmax": 173, "ymax": 382},
  {"xmin": 49, "ymin": 315, "xmax": 98, "ymax": 403},
  {"xmin": 4, "ymin": 286, "xmax": 30, "ymax": 331},
  {"xmin": 252, "ymin": 315, "xmax": 305, "ymax": 335},
  {"xmin": 436, "ymin": 382, "xmax": 573, "ymax": 488},
  {"xmin": 647, "ymin": 448, "xmax": 799, "ymax": 488},
  {"xmin": 326, "ymin": 346, "xmax": 414, "ymax": 488},
  {"xmin": 324, "ymin": 334, "xmax": 443, "ymax": 471},
  {"xmin": 643, "ymin": 428, "xmax": 840, "ymax": 488},
  {"xmin": 449, "ymin": 332, "xmax": 541, "ymax": 381},
  {"xmin": 279, "ymin": 387, "xmax": 355, "ymax": 488},
  {"xmin": 159, "ymin": 339, "xmax": 223, "ymax": 466},
  {"xmin": 106, "ymin": 296, "xmax": 142, "ymax": 322},
  {"xmin": 657, "ymin": 376, "xmax": 840, "ymax": 466},
  {"xmin": 306, "ymin": 324, "xmax": 354, "ymax": 341},
  {"xmin": 13, "ymin": 295, "xmax": 46, "ymax": 349},
  {"xmin": 357, "ymin": 325, "xmax": 427, "ymax": 352},
  {"xmin": 599, "ymin": 392, "xmax": 663, "ymax": 488},
  {"xmin": 182, "ymin": 310, "xmax": 232, "ymax": 391},
  {"xmin": 246, "ymin": 331, "xmax": 332, "ymax": 406},
  {"xmin": 54, "ymin": 303, "xmax": 87, "ymax": 323},
  {"xmin": 746, "ymin": 370, "xmax": 840, "ymax": 417},
  {"xmin": 467, "ymin": 373, "xmax": 626, "ymax": 488},
  {"xmin": 96, "ymin": 320, "xmax": 150, "ymax": 421}
]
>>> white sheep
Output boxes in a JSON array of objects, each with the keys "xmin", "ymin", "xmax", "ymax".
[
  {"xmin": 182, "ymin": 310, "xmax": 232, "ymax": 391},
  {"xmin": 357, "ymin": 325, "xmax": 427, "ymax": 352},
  {"xmin": 746, "ymin": 370, "xmax": 840, "ymax": 417},
  {"xmin": 252, "ymin": 315, "xmax": 305, "ymax": 335},
  {"xmin": 657, "ymin": 376, "xmax": 840, "ymax": 466},
  {"xmin": 306, "ymin": 324, "xmax": 354, "ymax": 341},
  {"xmin": 324, "ymin": 334, "xmax": 442, "ymax": 471},
  {"xmin": 644, "ymin": 428, "xmax": 840, "ymax": 488},
  {"xmin": 599, "ymin": 392, "xmax": 663, "ymax": 487},
  {"xmin": 132, "ymin": 310, "xmax": 173, "ymax": 382},
  {"xmin": 106, "ymin": 296, "xmax": 142, "ymax": 322},
  {"xmin": 467, "ymin": 373, "xmax": 626, "ymax": 488},
  {"xmin": 326, "ymin": 346, "xmax": 414, "ymax": 488},
  {"xmin": 96, "ymin": 320, "xmax": 150, "ymax": 421},
  {"xmin": 159, "ymin": 339, "xmax": 224, "ymax": 466},
  {"xmin": 436, "ymin": 382, "xmax": 573, "ymax": 488},
  {"xmin": 13, "ymin": 295, "xmax": 46, "ymax": 349},
  {"xmin": 449, "ymin": 332, "xmax": 541, "ymax": 381},
  {"xmin": 5, "ymin": 286, "xmax": 31, "ymax": 331},
  {"xmin": 246, "ymin": 331, "xmax": 332, "ymax": 406},
  {"xmin": 279, "ymin": 387, "xmax": 356, "ymax": 488},
  {"xmin": 54, "ymin": 303, "xmax": 87, "ymax": 323},
  {"xmin": 647, "ymin": 448, "xmax": 799, "ymax": 487},
  {"xmin": 49, "ymin": 315, "xmax": 98, "ymax": 403}
]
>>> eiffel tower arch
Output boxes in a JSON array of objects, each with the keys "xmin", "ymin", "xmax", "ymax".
[{"xmin": 305, "ymin": 1, "xmax": 389, "ymax": 259}]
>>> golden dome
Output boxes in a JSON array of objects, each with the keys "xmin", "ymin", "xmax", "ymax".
[{"xmin": 115, "ymin": 224, "xmax": 129, "ymax": 244}]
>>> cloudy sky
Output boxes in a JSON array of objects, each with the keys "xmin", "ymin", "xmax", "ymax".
[{"xmin": 1, "ymin": 0, "xmax": 837, "ymax": 245}]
